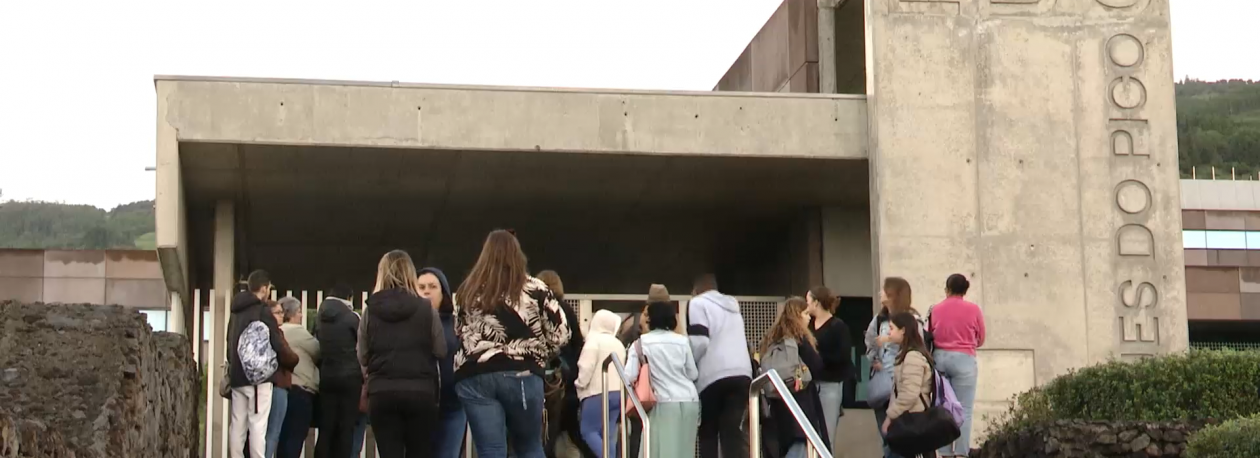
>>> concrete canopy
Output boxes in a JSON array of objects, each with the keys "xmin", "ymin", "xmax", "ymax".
[{"xmin": 156, "ymin": 77, "xmax": 871, "ymax": 298}]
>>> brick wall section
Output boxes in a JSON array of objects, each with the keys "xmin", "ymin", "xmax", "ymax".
[
  {"xmin": 0, "ymin": 249, "xmax": 166, "ymax": 308},
  {"xmin": 0, "ymin": 301, "xmax": 197, "ymax": 458}
]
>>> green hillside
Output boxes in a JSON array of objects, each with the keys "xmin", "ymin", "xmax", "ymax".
[
  {"xmin": 1178, "ymin": 79, "xmax": 1260, "ymax": 178},
  {"xmin": 0, "ymin": 199, "xmax": 156, "ymax": 250}
]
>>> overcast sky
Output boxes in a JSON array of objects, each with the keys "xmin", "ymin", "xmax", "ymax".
[{"xmin": 0, "ymin": 0, "xmax": 1255, "ymax": 209}]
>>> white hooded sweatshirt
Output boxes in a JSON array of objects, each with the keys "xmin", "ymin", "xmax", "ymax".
[{"xmin": 576, "ymin": 309, "xmax": 628, "ymax": 400}]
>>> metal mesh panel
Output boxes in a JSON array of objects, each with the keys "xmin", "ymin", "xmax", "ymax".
[
  {"xmin": 739, "ymin": 300, "xmax": 781, "ymax": 350},
  {"xmin": 1190, "ymin": 341, "xmax": 1260, "ymax": 351},
  {"xmin": 562, "ymin": 298, "xmax": 579, "ymax": 314}
]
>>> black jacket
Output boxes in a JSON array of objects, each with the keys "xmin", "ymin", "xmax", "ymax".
[
  {"xmin": 557, "ymin": 303, "xmax": 584, "ymax": 386},
  {"xmin": 226, "ymin": 291, "xmax": 286, "ymax": 388},
  {"xmin": 767, "ymin": 340, "xmax": 832, "ymax": 457},
  {"xmin": 811, "ymin": 316, "xmax": 856, "ymax": 383},
  {"xmin": 316, "ymin": 297, "xmax": 363, "ymax": 385},
  {"xmin": 359, "ymin": 288, "xmax": 446, "ymax": 395},
  {"xmin": 418, "ymin": 267, "xmax": 462, "ymax": 413}
]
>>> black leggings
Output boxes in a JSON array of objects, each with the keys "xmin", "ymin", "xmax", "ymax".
[{"xmin": 369, "ymin": 391, "xmax": 438, "ymax": 458}]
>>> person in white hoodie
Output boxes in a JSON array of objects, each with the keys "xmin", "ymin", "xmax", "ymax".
[
  {"xmin": 575, "ymin": 309, "xmax": 628, "ymax": 458},
  {"xmin": 687, "ymin": 274, "xmax": 753, "ymax": 458}
]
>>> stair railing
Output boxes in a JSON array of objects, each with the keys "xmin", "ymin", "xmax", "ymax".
[
  {"xmin": 748, "ymin": 369, "xmax": 833, "ymax": 458},
  {"xmin": 601, "ymin": 353, "xmax": 652, "ymax": 458}
]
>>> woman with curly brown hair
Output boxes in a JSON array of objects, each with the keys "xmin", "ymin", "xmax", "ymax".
[{"xmin": 758, "ymin": 297, "xmax": 830, "ymax": 458}]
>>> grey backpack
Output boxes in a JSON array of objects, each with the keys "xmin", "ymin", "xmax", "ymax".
[
  {"xmin": 238, "ymin": 321, "xmax": 278, "ymax": 385},
  {"xmin": 759, "ymin": 338, "xmax": 812, "ymax": 399}
]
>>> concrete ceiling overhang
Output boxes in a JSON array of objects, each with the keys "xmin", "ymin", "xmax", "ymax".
[
  {"xmin": 154, "ymin": 76, "xmax": 869, "ymax": 160},
  {"xmin": 156, "ymin": 77, "xmax": 871, "ymax": 294}
]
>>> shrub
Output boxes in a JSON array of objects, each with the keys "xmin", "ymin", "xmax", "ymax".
[
  {"xmin": 1187, "ymin": 415, "xmax": 1260, "ymax": 457},
  {"xmin": 988, "ymin": 350, "xmax": 1260, "ymax": 436}
]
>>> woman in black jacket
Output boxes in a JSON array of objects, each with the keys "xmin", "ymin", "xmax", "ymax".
[
  {"xmin": 358, "ymin": 250, "xmax": 446, "ymax": 458},
  {"xmin": 807, "ymin": 286, "xmax": 855, "ymax": 449}
]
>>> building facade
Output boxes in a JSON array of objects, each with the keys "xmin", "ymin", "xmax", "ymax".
[{"xmin": 152, "ymin": 0, "xmax": 1186, "ymax": 455}]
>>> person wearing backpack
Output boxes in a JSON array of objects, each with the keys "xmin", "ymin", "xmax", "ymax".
[
  {"xmin": 226, "ymin": 270, "xmax": 293, "ymax": 458},
  {"xmin": 880, "ymin": 312, "xmax": 934, "ymax": 458},
  {"xmin": 927, "ymin": 274, "xmax": 985, "ymax": 457},
  {"xmin": 758, "ymin": 297, "xmax": 829, "ymax": 458},
  {"xmin": 574, "ymin": 309, "xmax": 626, "ymax": 458}
]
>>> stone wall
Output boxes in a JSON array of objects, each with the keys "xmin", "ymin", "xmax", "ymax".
[
  {"xmin": 975, "ymin": 420, "xmax": 1214, "ymax": 458},
  {"xmin": 0, "ymin": 301, "xmax": 197, "ymax": 458}
]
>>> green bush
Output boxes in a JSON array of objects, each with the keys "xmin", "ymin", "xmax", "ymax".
[
  {"xmin": 989, "ymin": 350, "xmax": 1260, "ymax": 436},
  {"xmin": 1187, "ymin": 415, "xmax": 1260, "ymax": 458}
]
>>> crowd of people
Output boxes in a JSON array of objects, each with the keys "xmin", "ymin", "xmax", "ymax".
[{"xmin": 220, "ymin": 228, "xmax": 987, "ymax": 458}]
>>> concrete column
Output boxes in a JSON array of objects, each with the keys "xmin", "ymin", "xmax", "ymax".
[
  {"xmin": 579, "ymin": 299, "xmax": 593, "ymax": 336},
  {"xmin": 865, "ymin": 0, "xmax": 1186, "ymax": 441},
  {"xmin": 167, "ymin": 291, "xmax": 185, "ymax": 335},
  {"xmin": 209, "ymin": 200, "xmax": 235, "ymax": 458},
  {"xmin": 817, "ymin": 0, "xmax": 840, "ymax": 93},
  {"xmin": 677, "ymin": 300, "xmax": 689, "ymax": 334}
]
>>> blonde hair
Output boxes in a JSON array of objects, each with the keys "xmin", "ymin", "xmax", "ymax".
[
  {"xmin": 759, "ymin": 296, "xmax": 817, "ymax": 355},
  {"xmin": 374, "ymin": 250, "xmax": 419, "ymax": 295}
]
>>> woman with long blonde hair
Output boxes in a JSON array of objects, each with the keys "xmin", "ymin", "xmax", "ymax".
[
  {"xmin": 759, "ymin": 297, "xmax": 829, "ymax": 458},
  {"xmin": 454, "ymin": 230, "xmax": 571, "ymax": 458},
  {"xmin": 357, "ymin": 250, "xmax": 447, "ymax": 458}
]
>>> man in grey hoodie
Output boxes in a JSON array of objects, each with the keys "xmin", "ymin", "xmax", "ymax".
[{"xmin": 687, "ymin": 274, "xmax": 753, "ymax": 458}]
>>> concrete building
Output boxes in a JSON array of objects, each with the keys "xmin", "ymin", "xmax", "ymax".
[{"xmin": 153, "ymin": 0, "xmax": 1186, "ymax": 455}]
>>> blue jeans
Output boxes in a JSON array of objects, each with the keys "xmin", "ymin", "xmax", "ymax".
[
  {"xmin": 873, "ymin": 407, "xmax": 906, "ymax": 458},
  {"xmin": 457, "ymin": 371, "xmax": 545, "ymax": 458},
  {"xmin": 816, "ymin": 381, "xmax": 844, "ymax": 448},
  {"xmin": 350, "ymin": 414, "xmax": 368, "ymax": 458},
  {"xmin": 434, "ymin": 408, "xmax": 467, "ymax": 458},
  {"xmin": 934, "ymin": 350, "xmax": 978, "ymax": 457},
  {"xmin": 579, "ymin": 395, "xmax": 620, "ymax": 458},
  {"xmin": 266, "ymin": 387, "xmax": 288, "ymax": 458}
]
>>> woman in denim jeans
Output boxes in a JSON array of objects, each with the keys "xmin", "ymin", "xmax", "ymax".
[
  {"xmin": 863, "ymin": 277, "xmax": 922, "ymax": 458},
  {"xmin": 806, "ymin": 286, "xmax": 854, "ymax": 453},
  {"xmin": 926, "ymin": 274, "xmax": 985, "ymax": 457},
  {"xmin": 453, "ymin": 230, "xmax": 571, "ymax": 458}
]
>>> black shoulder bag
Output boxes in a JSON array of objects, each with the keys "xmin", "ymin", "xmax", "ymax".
[{"xmin": 884, "ymin": 361, "xmax": 962, "ymax": 456}]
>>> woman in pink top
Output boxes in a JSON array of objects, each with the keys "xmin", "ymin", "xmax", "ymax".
[{"xmin": 927, "ymin": 274, "xmax": 985, "ymax": 457}]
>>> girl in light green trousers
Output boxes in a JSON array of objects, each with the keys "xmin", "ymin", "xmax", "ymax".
[{"xmin": 624, "ymin": 298, "xmax": 702, "ymax": 458}]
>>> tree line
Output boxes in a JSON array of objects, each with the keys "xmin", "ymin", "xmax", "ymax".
[
  {"xmin": 0, "ymin": 200, "xmax": 156, "ymax": 250},
  {"xmin": 1178, "ymin": 79, "xmax": 1260, "ymax": 178}
]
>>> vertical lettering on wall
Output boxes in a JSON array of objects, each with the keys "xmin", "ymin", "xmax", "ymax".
[
  {"xmin": 1107, "ymin": 29, "xmax": 1160, "ymax": 349},
  {"xmin": 1118, "ymin": 280, "xmax": 1160, "ymax": 343}
]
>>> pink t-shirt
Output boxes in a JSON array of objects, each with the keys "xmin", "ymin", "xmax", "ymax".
[{"xmin": 928, "ymin": 296, "xmax": 986, "ymax": 356}]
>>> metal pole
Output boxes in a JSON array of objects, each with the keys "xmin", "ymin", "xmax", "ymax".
[
  {"xmin": 602, "ymin": 371, "xmax": 609, "ymax": 458},
  {"xmin": 620, "ymin": 389, "xmax": 628, "ymax": 458},
  {"xmin": 748, "ymin": 388, "xmax": 761, "ymax": 458}
]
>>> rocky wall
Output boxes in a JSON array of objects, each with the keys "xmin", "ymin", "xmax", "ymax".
[
  {"xmin": 975, "ymin": 420, "xmax": 1214, "ymax": 458},
  {"xmin": 0, "ymin": 301, "xmax": 198, "ymax": 458}
]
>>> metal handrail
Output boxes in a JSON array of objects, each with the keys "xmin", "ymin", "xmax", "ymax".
[
  {"xmin": 748, "ymin": 369, "xmax": 833, "ymax": 458},
  {"xmin": 601, "ymin": 353, "xmax": 652, "ymax": 458}
]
